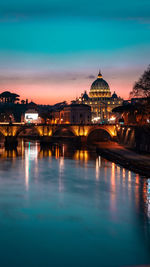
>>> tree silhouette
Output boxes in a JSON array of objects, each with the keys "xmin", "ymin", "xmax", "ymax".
[
  {"xmin": 0, "ymin": 91, "xmax": 20, "ymax": 103},
  {"xmin": 21, "ymin": 100, "xmax": 26, "ymax": 104},
  {"xmin": 130, "ymin": 65, "xmax": 150, "ymax": 98},
  {"xmin": 11, "ymin": 93, "xmax": 20, "ymax": 103}
]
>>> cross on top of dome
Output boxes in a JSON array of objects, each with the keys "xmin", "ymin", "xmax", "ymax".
[{"xmin": 97, "ymin": 70, "xmax": 103, "ymax": 79}]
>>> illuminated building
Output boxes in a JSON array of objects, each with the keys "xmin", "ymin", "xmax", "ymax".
[
  {"xmin": 24, "ymin": 109, "xmax": 40, "ymax": 124},
  {"xmin": 59, "ymin": 104, "xmax": 91, "ymax": 124},
  {"xmin": 51, "ymin": 104, "xmax": 91, "ymax": 124},
  {"xmin": 77, "ymin": 71, "xmax": 123, "ymax": 123}
]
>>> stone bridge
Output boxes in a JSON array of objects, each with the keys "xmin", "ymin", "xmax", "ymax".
[{"xmin": 0, "ymin": 123, "xmax": 117, "ymax": 146}]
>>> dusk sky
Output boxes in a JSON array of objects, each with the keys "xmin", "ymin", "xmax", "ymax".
[{"xmin": 0, "ymin": 0, "xmax": 150, "ymax": 104}]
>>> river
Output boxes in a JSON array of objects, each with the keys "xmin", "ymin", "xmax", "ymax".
[{"xmin": 0, "ymin": 141, "xmax": 150, "ymax": 267}]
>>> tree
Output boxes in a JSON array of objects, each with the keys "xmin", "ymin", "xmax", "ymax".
[
  {"xmin": 21, "ymin": 100, "xmax": 26, "ymax": 105},
  {"xmin": 113, "ymin": 104, "xmax": 137, "ymax": 124},
  {"xmin": 0, "ymin": 91, "xmax": 20, "ymax": 103},
  {"xmin": 130, "ymin": 65, "xmax": 150, "ymax": 98},
  {"xmin": 0, "ymin": 91, "xmax": 12, "ymax": 103},
  {"xmin": 113, "ymin": 99, "xmax": 150, "ymax": 125},
  {"xmin": 10, "ymin": 93, "xmax": 20, "ymax": 103}
]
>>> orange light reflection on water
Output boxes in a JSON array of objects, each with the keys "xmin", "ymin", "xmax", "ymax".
[
  {"xmin": 110, "ymin": 162, "xmax": 116, "ymax": 212},
  {"xmin": 73, "ymin": 150, "xmax": 89, "ymax": 162},
  {"xmin": 96, "ymin": 156, "xmax": 101, "ymax": 181},
  {"xmin": 59, "ymin": 157, "xmax": 64, "ymax": 192},
  {"xmin": 135, "ymin": 174, "xmax": 140, "ymax": 207},
  {"xmin": 55, "ymin": 146, "xmax": 60, "ymax": 159}
]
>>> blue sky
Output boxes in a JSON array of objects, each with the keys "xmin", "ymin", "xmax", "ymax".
[{"xmin": 0, "ymin": 0, "xmax": 150, "ymax": 103}]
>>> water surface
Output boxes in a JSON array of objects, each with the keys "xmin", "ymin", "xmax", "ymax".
[{"xmin": 0, "ymin": 142, "xmax": 150, "ymax": 267}]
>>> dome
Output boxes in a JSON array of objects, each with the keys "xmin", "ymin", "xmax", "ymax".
[
  {"xmin": 82, "ymin": 91, "xmax": 89, "ymax": 101},
  {"xmin": 91, "ymin": 72, "xmax": 110, "ymax": 91},
  {"xmin": 89, "ymin": 71, "xmax": 111, "ymax": 98},
  {"xmin": 112, "ymin": 91, "xmax": 118, "ymax": 99}
]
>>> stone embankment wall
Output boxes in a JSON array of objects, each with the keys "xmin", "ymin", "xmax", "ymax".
[{"xmin": 117, "ymin": 126, "xmax": 150, "ymax": 153}]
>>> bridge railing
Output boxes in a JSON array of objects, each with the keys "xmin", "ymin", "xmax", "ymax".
[{"xmin": 0, "ymin": 122, "xmax": 117, "ymax": 126}]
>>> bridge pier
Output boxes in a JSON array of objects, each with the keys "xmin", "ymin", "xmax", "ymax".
[
  {"xmin": 80, "ymin": 136, "xmax": 88, "ymax": 145},
  {"xmin": 4, "ymin": 136, "xmax": 18, "ymax": 148}
]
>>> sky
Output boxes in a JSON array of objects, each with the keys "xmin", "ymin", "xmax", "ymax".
[{"xmin": 0, "ymin": 0, "xmax": 150, "ymax": 104}]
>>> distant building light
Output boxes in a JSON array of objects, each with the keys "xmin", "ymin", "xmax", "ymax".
[
  {"xmin": 24, "ymin": 109, "xmax": 39, "ymax": 123},
  {"xmin": 92, "ymin": 116, "xmax": 101, "ymax": 122},
  {"xmin": 109, "ymin": 116, "xmax": 116, "ymax": 121}
]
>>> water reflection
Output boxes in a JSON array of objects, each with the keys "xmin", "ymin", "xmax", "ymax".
[
  {"xmin": 74, "ymin": 150, "xmax": 89, "ymax": 161},
  {"xmin": 0, "ymin": 147, "xmax": 18, "ymax": 158},
  {"xmin": 25, "ymin": 142, "xmax": 39, "ymax": 190},
  {"xmin": 96, "ymin": 156, "xmax": 101, "ymax": 181},
  {"xmin": 146, "ymin": 179, "xmax": 150, "ymax": 218},
  {"xmin": 0, "ymin": 141, "xmax": 150, "ymax": 266},
  {"xmin": 59, "ymin": 157, "xmax": 64, "ymax": 192},
  {"xmin": 0, "ymin": 142, "xmax": 149, "ymax": 214},
  {"xmin": 0, "ymin": 142, "xmax": 150, "ymax": 219}
]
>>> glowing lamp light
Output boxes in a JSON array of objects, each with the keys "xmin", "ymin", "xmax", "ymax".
[{"xmin": 110, "ymin": 116, "xmax": 116, "ymax": 121}]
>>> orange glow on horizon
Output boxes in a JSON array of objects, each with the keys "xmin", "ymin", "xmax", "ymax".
[{"xmin": 0, "ymin": 76, "xmax": 134, "ymax": 105}]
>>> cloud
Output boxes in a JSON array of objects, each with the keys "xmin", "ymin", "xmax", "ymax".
[
  {"xmin": 0, "ymin": 72, "xmax": 80, "ymax": 85},
  {"xmin": 0, "ymin": 0, "xmax": 150, "ymax": 22},
  {"xmin": 87, "ymin": 75, "xmax": 95, "ymax": 79}
]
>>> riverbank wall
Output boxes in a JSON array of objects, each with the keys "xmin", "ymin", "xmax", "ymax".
[
  {"xmin": 96, "ymin": 142, "xmax": 150, "ymax": 178},
  {"xmin": 117, "ymin": 125, "xmax": 150, "ymax": 153}
]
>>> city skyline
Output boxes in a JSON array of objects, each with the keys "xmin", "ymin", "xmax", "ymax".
[{"xmin": 0, "ymin": 0, "xmax": 150, "ymax": 104}]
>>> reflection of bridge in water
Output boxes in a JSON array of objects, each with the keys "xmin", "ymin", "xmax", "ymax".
[{"xmin": 0, "ymin": 123, "xmax": 117, "ymax": 147}]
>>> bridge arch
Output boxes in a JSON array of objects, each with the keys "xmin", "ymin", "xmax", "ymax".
[
  {"xmin": 52, "ymin": 126, "xmax": 76, "ymax": 137},
  {"xmin": 87, "ymin": 127, "xmax": 112, "ymax": 143},
  {"xmin": 0, "ymin": 127, "xmax": 6, "ymax": 137},
  {"xmin": 15, "ymin": 125, "xmax": 40, "ymax": 137},
  {"xmin": 0, "ymin": 128, "xmax": 5, "ymax": 138}
]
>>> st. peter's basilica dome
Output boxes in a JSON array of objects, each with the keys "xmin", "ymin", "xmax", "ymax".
[{"xmin": 89, "ymin": 71, "xmax": 111, "ymax": 98}]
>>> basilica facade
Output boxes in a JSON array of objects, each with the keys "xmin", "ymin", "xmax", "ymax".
[{"xmin": 76, "ymin": 71, "xmax": 123, "ymax": 123}]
